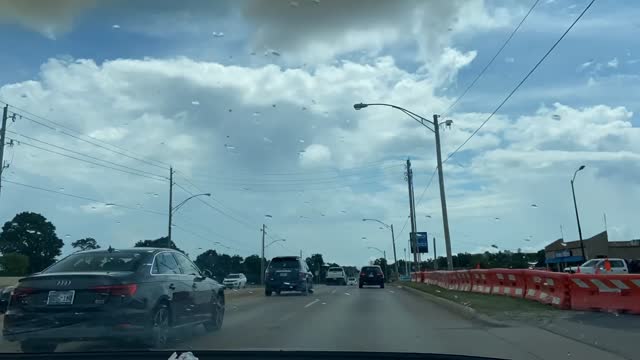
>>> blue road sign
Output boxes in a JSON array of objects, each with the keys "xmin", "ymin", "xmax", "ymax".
[{"xmin": 410, "ymin": 232, "xmax": 428, "ymax": 253}]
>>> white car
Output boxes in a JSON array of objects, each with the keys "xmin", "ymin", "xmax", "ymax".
[
  {"xmin": 564, "ymin": 258, "xmax": 630, "ymax": 274},
  {"xmin": 223, "ymin": 273, "xmax": 247, "ymax": 288},
  {"xmin": 346, "ymin": 277, "xmax": 357, "ymax": 286},
  {"xmin": 326, "ymin": 267, "xmax": 347, "ymax": 285}
]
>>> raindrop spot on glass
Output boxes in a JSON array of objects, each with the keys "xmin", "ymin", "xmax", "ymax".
[
  {"xmin": 253, "ymin": 112, "xmax": 261, "ymax": 116},
  {"xmin": 212, "ymin": 32, "xmax": 225, "ymax": 38},
  {"xmin": 552, "ymin": 114, "xmax": 561, "ymax": 120},
  {"xmin": 191, "ymin": 101, "xmax": 200, "ymax": 105},
  {"xmin": 224, "ymin": 144, "xmax": 236, "ymax": 150},
  {"xmin": 299, "ymin": 139, "xmax": 305, "ymax": 143},
  {"xmin": 289, "ymin": 1, "xmax": 299, "ymax": 7},
  {"xmin": 112, "ymin": 24, "xmax": 120, "ymax": 29},
  {"xmin": 65, "ymin": 234, "xmax": 71, "ymax": 238}
]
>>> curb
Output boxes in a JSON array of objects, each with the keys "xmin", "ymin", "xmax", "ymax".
[{"xmin": 398, "ymin": 284, "xmax": 507, "ymax": 327}]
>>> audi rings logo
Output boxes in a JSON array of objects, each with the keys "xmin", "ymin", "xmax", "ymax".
[{"xmin": 56, "ymin": 280, "xmax": 71, "ymax": 286}]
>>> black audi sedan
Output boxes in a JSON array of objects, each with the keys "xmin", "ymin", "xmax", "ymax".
[{"xmin": 3, "ymin": 248, "xmax": 225, "ymax": 352}]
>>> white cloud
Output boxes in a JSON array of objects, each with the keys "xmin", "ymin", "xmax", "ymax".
[
  {"xmin": 0, "ymin": 0, "xmax": 96, "ymax": 39},
  {"xmin": 607, "ymin": 57, "xmax": 619, "ymax": 68},
  {"xmin": 299, "ymin": 144, "xmax": 332, "ymax": 167}
]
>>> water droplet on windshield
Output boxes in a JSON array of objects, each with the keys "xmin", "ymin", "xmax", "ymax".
[
  {"xmin": 116, "ymin": 221, "xmax": 121, "ymax": 224},
  {"xmin": 299, "ymin": 139, "xmax": 305, "ymax": 143},
  {"xmin": 112, "ymin": 24, "xmax": 120, "ymax": 29},
  {"xmin": 270, "ymin": 50, "xmax": 281, "ymax": 56},
  {"xmin": 152, "ymin": 193, "xmax": 159, "ymax": 197},
  {"xmin": 20, "ymin": 94, "xmax": 27, "ymax": 98},
  {"xmin": 91, "ymin": 206, "xmax": 97, "ymax": 210},
  {"xmin": 263, "ymin": 137, "xmax": 273, "ymax": 143},
  {"xmin": 253, "ymin": 112, "xmax": 261, "ymax": 117},
  {"xmin": 552, "ymin": 114, "xmax": 561, "ymax": 120},
  {"xmin": 212, "ymin": 31, "xmax": 225, "ymax": 37},
  {"xmin": 136, "ymin": 203, "xmax": 142, "ymax": 208},
  {"xmin": 265, "ymin": 214, "xmax": 273, "ymax": 218},
  {"xmin": 289, "ymin": 1, "xmax": 299, "ymax": 7},
  {"xmin": 228, "ymin": 109, "xmax": 233, "ymax": 113},
  {"xmin": 105, "ymin": 203, "xmax": 115, "ymax": 207},
  {"xmin": 272, "ymin": 104, "xmax": 277, "ymax": 108},
  {"xmin": 26, "ymin": 229, "xmax": 36, "ymax": 234},
  {"xmin": 65, "ymin": 234, "xmax": 71, "ymax": 238},
  {"xmin": 302, "ymin": 107, "xmax": 307, "ymax": 111},
  {"xmin": 191, "ymin": 101, "xmax": 200, "ymax": 105},
  {"xmin": 58, "ymin": 187, "xmax": 65, "ymax": 192},
  {"xmin": 224, "ymin": 144, "xmax": 236, "ymax": 150}
]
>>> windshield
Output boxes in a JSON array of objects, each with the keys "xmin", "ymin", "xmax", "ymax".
[
  {"xmin": 44, "ymin": 252, "xmax": 145, "ymax": 273},
  {"xmin": 581, "ymin": 259, "xmax": 600, "ymax": 267},
  {"xmin": 1, "ymin": 0, "xmax": 637, "ymax": 358}
]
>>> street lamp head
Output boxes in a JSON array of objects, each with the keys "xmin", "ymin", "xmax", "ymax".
[
  {"xmin": 204, "ymin": 193, "xmax": 211, "ymax": 196},
  {"xmin": 578, "ymin": 165, "xmax": 586, "ymax": 171},
  {"xmin": 353, "ymin": 103, "xmax": 368, "ymax": 110}
]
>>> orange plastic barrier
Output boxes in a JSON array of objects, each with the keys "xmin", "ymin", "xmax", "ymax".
[
  {"xmin": 449, "ymin": 270, "xmax": 471, "ymax": 291},
  {"xmin": 524, "ymin": 270, "xmax": 571, "ymax": 309},
  {"xmin": 469, "ymin": 269, "xmax": 492, "ymax": 294},
  {"xmin": 488, "ymin": 269, "xmax": 526, "ymax": 298},
  {"xmin": 569, "ymin": 274, "xmax": 640, "ymax": 314}
]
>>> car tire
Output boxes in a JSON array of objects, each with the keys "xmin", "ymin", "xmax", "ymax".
[
  {"xmin": 204, "ymin": 294, "xmax": 225, "ymax": 332},
  {"xmin": 302, "ymin": 282, "xmax": 310, "ymax": 296},
  {"xmin": 275, "ymin": 290, "xmax": 281, "ymax": 295},
  {"xmin": 147, "ymin": 303, "xmax": 171, "ymax": 349},
  {"xmin": 265, "ymin": 289, "xmax": 272, "ymax": 296},
  {"xmin": 380, "ymin": 283, "xmax": 385, "ymax": 289},
  {"xmin": 20, "ymin": 340, "xmax": 57, "ymax": 353},
  {"xmin": 358, "ymin": 283, "xmax": 363, "ymax": 288}
]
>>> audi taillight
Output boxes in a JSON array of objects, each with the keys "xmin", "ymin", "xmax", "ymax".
[
  {"xmin": 10, "ymin": 287, "xmax": 34, "ymax": 303},
  {"xmin": 91, "ymin": 284, "xmax": 137, "ymax": 296}
]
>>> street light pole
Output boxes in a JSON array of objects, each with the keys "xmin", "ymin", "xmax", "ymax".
[
  {"xmin": 362, "ymin": 218, "xmax": 399, "ymax": 279},
  {"xmin": 433, "ymin": 115, "xmax": 453, "ymax": 270},
  {"xmin": 168, "ymin": 189, "xmax": 212, "ymax": 249},
  {"xmin": 571, "ymin": 165, "xmax": 586, "ymax": 260},
  {"xmin": 354, "ymin": 103, "xmax": 454, "ymax": 270},
  {"xmin": 260, "ymin": 224, "xmax": 266, "ymax": 285}
]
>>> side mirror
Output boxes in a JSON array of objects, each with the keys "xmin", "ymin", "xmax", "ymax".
[{"xmin": 203, "ymin": 269, "xmax": 213, "ymax": 278}]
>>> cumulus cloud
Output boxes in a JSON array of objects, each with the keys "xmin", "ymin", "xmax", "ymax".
[{"xmin": 300, "ymin": 144, "xmax": 332, "ymax": 167}]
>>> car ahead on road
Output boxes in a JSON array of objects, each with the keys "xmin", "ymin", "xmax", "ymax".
[
  {"xmin": 563, "ymin": 258, "xmax": 640, "ymax": 274},
  {"xmin": 223, "ymin": 273, "xmax": 247, "ymax": 289},
  {"xmin": 359, "ymin": 265, "xmax": 384, "ymax": 288},
  {"xmin": 346, "ymin": 277, "xmax": 357, "ymax": 286},
  {"xmin": 3, "ymin": 248, "xmax": 225, "ymax": 353},
  {"xmin": 326, "ymin": 266, "xmax": 347, "ymax": 285},
  {"xmin": 265, "ymin": 256, "xmax": 313, "ymax": 296}
]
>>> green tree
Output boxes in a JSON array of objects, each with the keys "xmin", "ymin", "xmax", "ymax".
[
  {"xmin": 71, "ymin": 237, "xmax": 100, "ymax": 251},
  {"xmin": 373, "ymin": 257, "xmax": 388, "ymax": 278},
  {"xmin": 195, "ymin": 249, "xmax": 218, "ymax": 278},
  {"xmin": 0, "ymin": 212, "xmax": 63, "ymax": 273},
  {"xmin": 305, "ymin": 254, "xmax": 325, "ymax": 283},
  {"xmin": 242, "ymin": 254, "xmax": 262, "ymax": 284},
  {"xmin": 0, "ymin": 253, "xmax": 29, "ymax": 276},
  {"xmin": 135, "ymin": 236, "xmax": 184, "ymax": 253}
]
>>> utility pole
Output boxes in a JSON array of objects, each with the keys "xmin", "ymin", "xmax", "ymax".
[
  {"xmin": 406, "ymin": 159, "xmax": 418, "ymax": 271},
  {"xmin": 571, "ymin": 179, "xmax": 585, "ymax": 260},
  {"xmin": 260, "ymin": 224, "xmax": 266, "ymax": 285},
  {"xmin": 0, "ymin": 105, "xmax": 8, "ymax": 199},
  {"xmin": 167, "ymin": 166, "xmax": 174, "ymax": 249},
  {"xmin": 433, "ymin": 115, "xmax": 453, "ymax": 270},
  {"xmin": 404, "ymin": 248, "xmax": 408, "ymax": 275},
  {"xmin": 390, "ymin": 224, "xmax": 398, "ymax": 280},
  {"xmin": 433, "ymin": 237, "xmax": 438, "ymax": 270},
  {"xmin": 300, "ymin": 249, "xmax": 303, "ymax": 259}
]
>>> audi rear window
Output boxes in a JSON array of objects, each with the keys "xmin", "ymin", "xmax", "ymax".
[{"xmin": 44, "ymin": 252, "xmax": 146, "ymax": 273}]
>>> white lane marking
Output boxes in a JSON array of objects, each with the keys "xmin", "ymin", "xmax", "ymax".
[
  {"xmin": 331, "ymin": 289, "xmax": 336, "ymax": 294},
  {"xmin": 388, "ymin": 290, "xmax": 395, "ymax": 294},
  {"xmin": 344, "ymin": 292, "xmax": 351, "ymax": 296},
  {"xmin": 304, "ymin": 299, "xmax": 320, "ymax": 308},
  {"xmin": 321, "ymin": 302, "xmax": 327, "ymax": 305}
]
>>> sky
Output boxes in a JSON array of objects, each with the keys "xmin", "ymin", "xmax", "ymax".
[{"xmin": 0, "ymin": 0, "xmax": 639, "ymax": 267}]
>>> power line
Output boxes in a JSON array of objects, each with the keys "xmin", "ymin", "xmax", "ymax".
[
  {"xmin": 10, "ymin": 138, "xmax": 167, "ymax": 182},
  {"xmin": 2, "ymin": 179, "xmax": 166, "ymax": 216},
  {"xmin": 444, "ymin": 0, "xmax": 595, "ymax": 164},
  {"xmin": 442, "ymin": 0, "xmax": 541, "ymax": 117},
  {"xmin": 7, "ymin": 131, "xmax": 167, "ymax": 180},
  {"xmin": 5, "ymin": 107, "xmax": 168, "ymax": 171},
  {"xmin": 1, "ymin": 100, "xmax": 170, "ymax": 168},
  {"xmin": 171, "ymin": 223, "xmax": 249, "ymax": 253}
]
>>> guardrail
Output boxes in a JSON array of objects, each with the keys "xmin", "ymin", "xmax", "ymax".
[{"xmin": 411, "ymin": 269, "xmax": 640, "ymax": 314}]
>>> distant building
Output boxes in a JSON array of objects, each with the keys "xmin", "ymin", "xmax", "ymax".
[{"xmin": 544, "ymin": 231, "xmax": 640, "ymax": 270}]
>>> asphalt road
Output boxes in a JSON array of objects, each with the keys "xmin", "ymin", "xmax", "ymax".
[{"xmin": 0, "ymin": 284, "xmax": 628, "ymax": 359}]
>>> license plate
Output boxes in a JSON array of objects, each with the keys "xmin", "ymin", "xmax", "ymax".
[
  {"xmin": 368, "ymin": 274, "xmax": 374, "ymax": 277},
  {"xmin": 47, "ymin": 290, "xmax": 75, "ymax": 305},
  {"xmin": 279, "ymin": 272, "xmax": 288, "ymax": 277}
]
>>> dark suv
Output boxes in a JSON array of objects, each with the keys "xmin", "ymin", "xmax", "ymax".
[
  {"xmin": 359, "ymin": 265, "xmax": 385, "ymax": 288},
  {"xmin": 265, "ymin": 256, "xmax": 313, "ymax": 296},
  {"xmin": 3, "ymin": 248, "xmax": 225, "ymax": 352}
]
